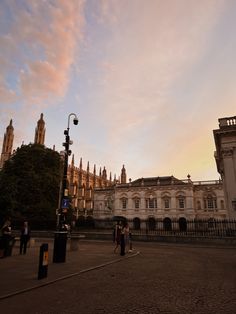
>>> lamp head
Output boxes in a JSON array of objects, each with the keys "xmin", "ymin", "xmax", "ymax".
[{"xmin": 73, "ymin": 117, "xmax": 79, "ymax": 125}]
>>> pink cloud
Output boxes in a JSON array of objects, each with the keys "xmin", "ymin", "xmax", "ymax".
[{"xmin": 0, "ymin": 0, "xmax": 85, "ymax": 105}]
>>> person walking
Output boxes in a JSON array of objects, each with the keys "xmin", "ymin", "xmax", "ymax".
[
  {"xmin": 20, "ymin": 221, "xmax": 30, "ymax": 255},
  {"xmin": 1, "ymin": 218, "xmax": 12, "ymax": 257},
  {"xmin": 114, "ymin": 221, "xmax": 122, "ymax": 253},
  {"xmin": 124, "ymin": 222, "xmax": 130, "ymax": 253},
  {"xmin": 120, "ymin": 223, "xmax": 126, "ymax": 256}
]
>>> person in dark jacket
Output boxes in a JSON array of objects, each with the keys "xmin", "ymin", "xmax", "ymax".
[
  {"xmin": 1, "ymin": 218, "xmax": 13, "ymax": 257},
  {"xmin": 20, "ymin": 221, "xmax": 30, "ymax": 255}
]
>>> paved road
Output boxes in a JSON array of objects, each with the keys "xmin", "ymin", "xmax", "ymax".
[{"xmin": 0, "ymin": 240, "xmax": 236, "ymax": 313}]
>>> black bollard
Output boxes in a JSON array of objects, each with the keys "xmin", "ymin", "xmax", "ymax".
[
  {"xmin": 38, "ymin": 243, "xmax": 48, "ymax": 280},
  {"xmin": 120, "ymin": 233, "xmax": 125, "ymax": 256},
  {"xmin": 53, "ymin": 231, "xmax": 67, "ymax": 263}
]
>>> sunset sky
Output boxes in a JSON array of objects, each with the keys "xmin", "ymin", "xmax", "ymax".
[{"xmin": 0, "ymin": 0, "xmax": 235, "ymax": 182}]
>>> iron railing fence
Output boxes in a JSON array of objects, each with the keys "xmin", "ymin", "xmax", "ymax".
[
  {"xmin": 9, "ymin": 217, "xmax": 236, "ymax": 238},
  {"xmin": 76, "ymin": 218, "xmax": 236, "ymax": 238}
]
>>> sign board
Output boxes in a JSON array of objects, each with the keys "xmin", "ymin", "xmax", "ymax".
[{"xmin": 61, "ymin": 198, "xmax": 69, "ymax": 208}]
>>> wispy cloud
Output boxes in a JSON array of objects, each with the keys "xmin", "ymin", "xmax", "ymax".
[
  {"xmin": 81, "ymin": 0, "xmax": 228, "ymax": 179},
  {"xmin": 0, "ymin": 0, "xmax": 84, "ymax": 108}
]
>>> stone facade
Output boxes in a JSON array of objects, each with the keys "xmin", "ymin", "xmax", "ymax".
[
  {"xmin": 1, "ymin": 114, "xmax": 235, "ymax": 222},
  {"xmin": 214, "ymin": 116, "xmax": 236, "ymax": 218},
  {"xmin": 67, "ymin": 156, "xmax": 116, "ymax": 219},
  {"xmin": 93, "ymin": 176, "xmax": 227, "ymax": 222}
]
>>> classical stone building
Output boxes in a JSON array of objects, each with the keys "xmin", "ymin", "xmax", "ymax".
[
  {"xmin": 93, "ymin": 116, "xmax": 236, "ymax": 224},
  {"xmin": 93, "ymin": 174, "xmax": 227, "ymax": 225},
  {"xmin": 214, "ymin": 116, "xmax": 236, "ymax": 218}
]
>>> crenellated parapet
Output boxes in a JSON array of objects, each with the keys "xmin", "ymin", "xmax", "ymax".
[{"xmin": 218, "ymin": 116, "xmax": 236, "ymax": 128}]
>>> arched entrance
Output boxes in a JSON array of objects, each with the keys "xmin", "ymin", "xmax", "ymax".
[
  {"xmin": 163, "ymin": 217, "xmax": 172, "ymax": 231},
  {"xmin": 179, "ymin": 217, "xmax": 187, "ymax": 232},
  {"xmin": 133, "ymin": 217, "xmax": 141, "ymax": 230},
  {"xmin": 148, "ymin": 217, "xmax": 156, "ymax": 230}
]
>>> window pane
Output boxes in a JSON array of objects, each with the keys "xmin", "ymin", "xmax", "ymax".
[
  {"xmin": 179, "ymin": 198, "xmax": 184, "ymax": 208},
  {"xmin": 164, "ymin": 199, "xmax": 169, "ymax": 208},
  {"xmin": 207, "ymin": 199, "xmax": 213, "ymax": 208},
  {"xmin": 149, "ymin": 198, "xmax": 154, "ymax": 208},
  {"xmin": 134, "ymin": 198, "xmax": 140, "ymax": 208},
  {"xmin": 122, "ymin": 198, "xmax": 127, "ymax": 209}
]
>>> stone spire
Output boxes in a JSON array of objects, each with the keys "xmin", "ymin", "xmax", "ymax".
[
  {"xmin": 0, "ymin": 119, "xmax": 14, "ymax": 169},
  {"xmin": 79, "ymin": 157, "xmax": 82, "ymax": 170},
  {"xmin": 86, "ymin": 161, "xmax": 90, "ymax": 189},
  {"xmin": 71, "ymin": 154, "xmax": 75, "ymax": 167},
  {"xmin": 93, "ymin": 164, "xmax": 96, "ymax": 187},
  {"xmin": 34, "ymin": 113, "xmax": 45, "ymax": 145},
  {"xmin": 121, "ymin": 165, "xmax": 127, "ymax": 184},
  {"xmin": 102, "ymin": 166, "xmax": 107, "ymax": 180}
]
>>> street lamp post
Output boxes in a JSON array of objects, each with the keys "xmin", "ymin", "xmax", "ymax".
[
  {"xmin": 59, "ymin": 113, "xmax": 79, "ymax": 228},
  {"xmin": 53, "ymin": 113, "xmax": 78, "ymax": 263}
]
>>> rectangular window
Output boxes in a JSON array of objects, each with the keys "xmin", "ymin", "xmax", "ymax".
[
  {"xmin": 149, "ymin": 198, "xmax": 154, "ymax": 208},
  {"xmin": 146, "ymin": 198, "xmax": 157, "ymax": 209},
  {"xmin": 134, "ymin": 198, "xmax": 140, "ymax": 209},
  {"xmin": 179, "ymin": 198, "xmax": 185, "ymax": 209},
  {"xmin": 164, "ymin": 199, "xmax": 170, "ymax": 209},
  {"xmin": 122, "ymin": 198, "xmax": 127, "ymax": 209},
  {"xmin": 207, "ymin": 199, "xmax": 214, "ymax": 208}
]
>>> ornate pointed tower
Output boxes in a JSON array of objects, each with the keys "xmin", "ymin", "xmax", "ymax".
[
  {"xmin": 121, "ymin": 165, "xmax": 127, "ymax": 184},
  {"xmin": 93, "ymin": 164, "xmax": 96, "ymax": 188},
  {"xmin": 34, "ymin": 113, "xmax": 45, "ymax": 145},
  {"xmin": 0, "ymin": 119, "xmax": 14, "ymax": 169},
  {"xmin": 86, "ymin": 161, "xmax": 90, "ymax": 189},
  {"xmin": 79, "ymin": 157, "xmax": 83, "ymax": 186}
]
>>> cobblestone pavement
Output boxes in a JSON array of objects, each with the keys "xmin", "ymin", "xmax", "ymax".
[{"xmin": 0, "ymin": 240, "xmax": 236, "ymax": 314}]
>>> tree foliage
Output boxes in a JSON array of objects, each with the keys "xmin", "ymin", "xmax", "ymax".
[{"xmin": 0, "ymin": 144, "xmax": 62, "ymax": 226}]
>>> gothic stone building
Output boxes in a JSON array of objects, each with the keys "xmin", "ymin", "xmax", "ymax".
[
  {"xmin": 0, "ymin": 113, "xmax": 117, "ymax": 221},
  {"xmin": 1, "ymin": 114, "xmax": 236, "ymax": 223}
]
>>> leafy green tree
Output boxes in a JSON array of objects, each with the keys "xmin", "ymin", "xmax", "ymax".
[{"xmin": 0, "ymin": 144, "xmax": 62, "ymax": 228}]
